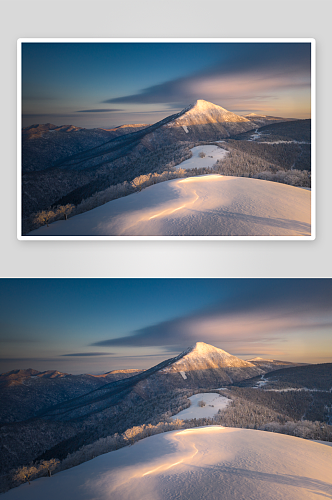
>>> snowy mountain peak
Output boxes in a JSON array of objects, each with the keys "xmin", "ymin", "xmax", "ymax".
[
  {"xmin": 189, "ymin": 99, "xmax": 228, "ymax": 113},
  {"xmin": 247, "ymin": 357, "xmax": 274, "ymax": 362},
  {"xmin": 245, "ymin": 113, "xmax": 266, "ymax": 118},
  {"xmin": 187, "ymin": 341, "xmax": 231, "ymax": 357},
  {"xmin": 157, "ymin": 342, "xmax": 263, "ymax": 386},
  {"xmin": 163, "ymin": 342, "xmax": 258, "ymax": 372},
  {"xmin": 174, "ymin": 99, "xmax": 252, "ymax": 126}
]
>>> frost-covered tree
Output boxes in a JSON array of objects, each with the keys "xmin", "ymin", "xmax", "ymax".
[
  {"xmin": 40, "ymin": 458, "xmax": 60, "ymax": 477},
  {"xmin": 56, "ymin": 204, "xmax": 74, "ymax": 220},
  {"xmin": 33, "ymin": 209, "xmax": 56, "ymax": 227},
  {"xmin": 13, "ymin": 465, "xmax": 38, "ymax": 485}
]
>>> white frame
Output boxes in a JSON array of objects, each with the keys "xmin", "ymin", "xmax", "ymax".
[{"xmin": 17, "ymin": 38, "xmax": 316, "ymax": 241}]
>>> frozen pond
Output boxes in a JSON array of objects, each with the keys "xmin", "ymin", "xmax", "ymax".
[
  {"xmin": 176, "ymin": 145, "xmax": 229, "ymax": 170},
  {"xmin": 172, "ymin": 392, "xmax": 230, "ymax": 420}
]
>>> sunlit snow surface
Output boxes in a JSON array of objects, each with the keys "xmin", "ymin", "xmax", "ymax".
[
  {"xmin": 29, "ymin": 175, "xmax": 311, "ymax": 237},
  {"xmin": 171, "ymin": 393, "xmax": 230, "ymax": 420},
  {"xmin": 4, "ymin": 427, "xmax": 332, "ymax": 500}
]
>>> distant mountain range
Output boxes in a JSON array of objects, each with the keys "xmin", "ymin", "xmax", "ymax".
[
  {"xmin": 21, "ymin": 100, "xmax": 299, "ymax": 226},
  {"xmin": 246, "ymin": 357, "xmax": 308, "ymax": 371},
  {"xmin": 242, "ymin": 112, "xmax": 296, "ymax": 126},
  {"xmin": 0, "ymin": 343, "xmax": 301, "ymax": 425},
  {"xmin": 0, "ymin": 342, "xmax": 327, "ymax": 482}
]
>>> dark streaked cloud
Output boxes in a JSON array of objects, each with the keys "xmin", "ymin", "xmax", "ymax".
[
  {"xmin": 76, "ymin": 109, "xmax": 122, "ymax": 113},
  {"xmin": 103, "ymin": 44, "xmax": 311, "ymax": 106},
  {"xmin": 23, "ymin": 113, "xmax": 87, "ymax": 119},
  {"xmin": 61, "ymin": 352, "xmax": 115, "ymax": 357},
  {"xmin": 91, "ymin": 280, "xmax": 332, "ymax": 349},
  {"xmin": 60, "ymin": 352, "xmax": 115, "ymax": 357}
]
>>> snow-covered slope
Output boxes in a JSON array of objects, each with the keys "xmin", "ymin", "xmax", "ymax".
[
  {"xmin": 4, "ymin": 427, "xmax": 331, "ymax": 500},
  {"xmin": 135, "ymin": 342, "xmax": 263, "ymax": 392},
  {"xmin": 28, "ymin": 175, "xmax": 311, "ymax": 237},
  {"xmin": 162, "ymin": 99, "xmax": 254, "ymax": 139},
  {"xmin": 164, "ymin": 342, "xmax": 258, "ymax": 373},
  {"xmin": 161, "ymin": 341, "xmax": 263, "ymax": 383},
  {"xmin": 177, "ymin": 100, "xmax": 252, "ymax": 125}
]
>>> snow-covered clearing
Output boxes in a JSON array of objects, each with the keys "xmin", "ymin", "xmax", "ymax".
[
  {"xmin": 248, "ymin": 129, "xmax": 262, "ymax": 140},
  {"xmin": 255, "ymin": 140, "xmax": 310, "ymax": 145},
  {"xmin": 4, "ymin": 427, "xmax": 332, "ymax": 500},
  {"xmin": 255, "ymin": 377, "xmax": 268, "ymax": 388},
  {"xmin": 28, "ymin": 175, "xmax": 311, "ymax": 237},
  {"xmin": 264, "ymin": 388, "xmax": 332, "ymax": 393},
  {"xmin": 182, "ymin": 125, "xmax": 189, "ymax": 133},
  {"xmin": 176, "ymin": 145, "xmax": 229, "ymax": 170},
  {"xmin": 172, "ymin": 393, "xmax": 230, "ymax": 420}
]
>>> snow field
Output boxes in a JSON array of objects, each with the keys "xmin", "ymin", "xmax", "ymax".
[
  {"xmin": 4, "ymin": 427, "xmax": 332, "ymax": 500},
  {"xmin": 248, "ymin": 129, "xmax": 262, "ymax": 140},
  {"xmin": 176, "ymin": 145, "xmax": 229, "ymax": 170},
  {"xmin": 254, "ymin": 140, "xmax": 310, "ymax": 145},
  {"xmin": 171, "ymin": 392, "xmax": 230, "ymax": 420},
  {"xmin": 28, "ymin": 175, "xmax": 311, "ymax": 237}
]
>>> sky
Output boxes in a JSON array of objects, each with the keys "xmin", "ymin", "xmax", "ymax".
[
  {"xmin": 0, "ymin": 279, "xmax": 331, "ymax": 375},
  {"xmin": 21, "ymin": 41, "xmax": 312, "ymax": 129}
]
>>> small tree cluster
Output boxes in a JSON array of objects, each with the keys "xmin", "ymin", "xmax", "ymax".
[
  {"xmin": 33, "ymin": 209, "xmax": 56, "ymax": 228},
  {"xmin": 70, "ymin": 169, "xmax": 188, "ymax": 218},
  {"xmin": 12, "ymin": 465, "xmax": 38, "ymax": 485},
  {"xmin": 198, "ymin": 400, "xmax": 206, "ymax": 407},
  {"xmin": 59, "ymin": 420, "xmax": 186, "ymax": 471},
  {"xmin": 12, "ymin": 458, "xmax": 60, "ymax": 486},
  {"xmin": 31, "ymin": 204, "xmax": 75, "ymax": 230}
]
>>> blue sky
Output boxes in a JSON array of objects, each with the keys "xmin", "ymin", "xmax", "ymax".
[
  {"xmin": 0, "ymin": 279, "xmax": 331, "ymax": 374},
  {"xmin": 21, "ymin": 42, "xmax": 311, "ymax": 128}
]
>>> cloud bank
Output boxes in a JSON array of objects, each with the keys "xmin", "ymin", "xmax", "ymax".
[
  {"xmin": 91, "ymin": 280, "xmax": 332, "ymax": 350},
  {"xmin": 60, "ymin": 352, "xmax": 114, "ymax": 357},
  {"xmin": 103, "ymin": 43, "xmax": 311, "ymax": 110},
  {"xmin": 76, "ymin": 109, "xmax": 122, "ymax": 113}
]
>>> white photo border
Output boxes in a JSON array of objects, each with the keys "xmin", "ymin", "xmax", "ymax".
[{"xmin": 17, "ymin": 38, "xmax": 316, "ymax": 241}]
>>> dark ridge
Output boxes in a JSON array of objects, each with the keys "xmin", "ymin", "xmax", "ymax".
[
  {"xmin": 35, "ymin": 354, "xmax": 179, "ymax": 420},
  {"xmin": 50, "ymin": 112, "xmax": 182, "ymax": 171},
  {"xmin": 232, "ymin": 119, "xmax": 311, "ymax": 143}
]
